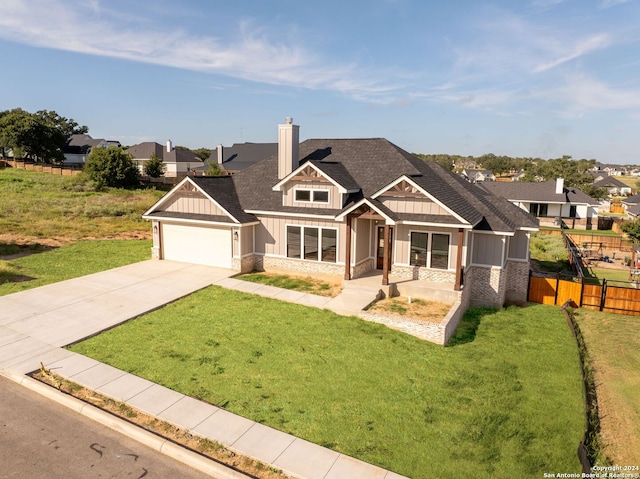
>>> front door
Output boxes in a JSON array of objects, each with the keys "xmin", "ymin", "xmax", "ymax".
[{"xmin": 376, "ymin": 226, "xmax": 393, "ymax": 269}]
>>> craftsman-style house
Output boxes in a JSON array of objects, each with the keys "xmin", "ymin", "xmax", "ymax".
[{"xmin": 143, "ymin": 118, "xmax": 538, "ymax": 308}]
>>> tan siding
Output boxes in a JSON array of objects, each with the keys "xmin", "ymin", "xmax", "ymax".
[
  {"xmin": 355, "ymin": 219, "xmax": 371, "ymax": 262},
  {"xmin": 508, "ymin": 231, "xmax": 529, "ymax": 260},
  {"xmin": 379, "ymin": 196, "xmax": 448, "ymax": 215},
  {"xmin": 256, "ymin": 215, "xmax": 345, "ymax": 262},
  {"xmin": 282, "ymin": 181, "xmax": 341, "ymax": 209},
  {"xmin": 163, "ymin": 192, "xmax": 226, "ymax": 216},
  {"xmin": 472, "ymin": 233, "xmax": 504, "ymax": 266},
  {"xmin": 240, "ymin": 225, "xmax": 254, "ymax": 256},
  {"xmin": 394, "ymin": 225, "xmax": 458, "ymax": 269}
]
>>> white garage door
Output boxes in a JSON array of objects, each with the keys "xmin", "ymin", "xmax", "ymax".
[{"xmin": 161, "ymin": 223, "xmax": 232, "ymax": 268}]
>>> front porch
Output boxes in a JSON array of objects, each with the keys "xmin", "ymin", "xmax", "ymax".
[{"xmin": 342, "ymin": 270, "xmax": 462, "ymax": 305}]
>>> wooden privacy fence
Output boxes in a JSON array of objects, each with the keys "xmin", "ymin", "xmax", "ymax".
[{"xmin": 528, "ymin": 272, "xmax": 640, "ymax": 316}]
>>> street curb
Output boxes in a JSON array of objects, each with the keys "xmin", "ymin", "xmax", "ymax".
[{"xmin": 0, "ymin": 368, "xmax": 252, "ymax": 479}]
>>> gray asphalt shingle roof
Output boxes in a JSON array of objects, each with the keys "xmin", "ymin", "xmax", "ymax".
[
  {"xmin": 480, "ymin": 180, "xmax": 598, "ymax": 205},
  {"xmin": 231, "ymin": 138, "xmax": 537, "ymax": 232},
  {"xmin": 209, "ymin": 143, "xmax": 278, "ymax": 171},
  {"xmin": 190, "ymin": 176, "xmax": 258, "ymax": 224}
]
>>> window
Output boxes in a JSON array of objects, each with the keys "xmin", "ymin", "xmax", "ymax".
[
  {"xmin": 294, "ymin": 189, "xmax": 330, "ymax": 204},
  {"xmin": 409, "ymin": 231, "xmax": 450, "ymax": 269},
  {"xmin": 529, "ymin": 203, "xmax": 548, "ymax": 217},
  {"xmin": 287, "ymin": 226, "xmax": 301, "ymax": 259},
  {"xmin": 286, "ymin": 226, "xmax": 336, "ymax": 262},
  {"xmin": 431, "ymin": 234, "xmax": 450, "ymax": 269},
  {"xmin": 410, "ymin": 232, "xmax": 428, "ymax": 267},
  {"xmin": 569, "ymin": 205, "xmax": 577, "ymax": 218}
]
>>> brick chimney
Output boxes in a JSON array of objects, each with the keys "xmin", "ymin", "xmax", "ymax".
[{"xmin": 278, "ymin": 117, "xmax": 299, "ymax": 180}]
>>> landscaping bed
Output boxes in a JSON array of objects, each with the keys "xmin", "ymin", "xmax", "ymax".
[
  {"xmin": 236, "ymin": 271, "xmax": 342, "ymax": 297},
  {"xmin": 367, "ymin": 296, "xmax": 452, "ymax": 323},
  {"xmin": 68, "ymin": 289, "xmax": 584, "ymax": 479}
]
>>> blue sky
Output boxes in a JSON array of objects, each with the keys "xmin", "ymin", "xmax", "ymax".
[{"xmin": 1, "ymin": 0, "xmax": 639, "ymax": 163}]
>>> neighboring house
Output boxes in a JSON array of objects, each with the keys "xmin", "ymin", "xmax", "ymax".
[
  {"xmin": 461, "ymin": 169, "xmax": 496, "ymax": 183},
  {"xmin": 63, "ymin": 134, "xmax": 121, "ymax": 164},
  {"xmin": 480, "ymin": 178, "xmax": 599, "ymax": 230},
  {"xmin": 593, "ymin": 175, "xmax": 632, "ymax": 196},
  {"xmin": 511, "ymin": 170, "xmax": 526, "ymax": 181},
  {"xmin": 143, "ymin": 118, "xmax": 538, "ymax": 309},
  {"xmin": 208, "ymin": 143, "xmax": 277, "ymax": 174},
  {"xmin": 127, "ymin": 141, "xmax": 204, "ymax": 177},
  {"xmin": 622, "ymin": 194, "xmax": 640, "ymax": 217}
]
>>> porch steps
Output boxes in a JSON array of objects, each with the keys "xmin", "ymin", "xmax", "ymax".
[{"xmin": 324, "ymin": 281, "xmax": 383, "ymax": 316}]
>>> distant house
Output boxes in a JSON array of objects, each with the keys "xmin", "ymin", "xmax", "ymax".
[
  {"xmin": 461, "ymin": 169, "xmax": 496, "ymax": 183},
  {"xmin": 63, "ymin": 134, "xmax": 121, "ymax": 164},
  {"xmin": 127, "ymin": 141, "xmax": 204, "ymax": 177},
  {"xmin": 622, "ymin": 194, "xmax": 640, "ymax": 217},
  {"xmin": 480, "ymin": 178, "xmax": 599, "ymax": 230},
  {"xmin": 593, "ymin": 175, "xmax": 632, "ymax": 196},
  {"xmin": 208, "ymin": 143, "xmax": 277, "ymax": 174}
]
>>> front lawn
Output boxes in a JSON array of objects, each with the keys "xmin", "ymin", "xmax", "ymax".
[
  {"xmin": 0, "ymin": 240, "xmax": 151, "ymax": 296},
  {"xmin": 572, "ymin": 309, "xmax": 640, "ymax": 465},
  {"xmin": 69, "ymin": 290, "xmax": 584, "ymax": 478}
]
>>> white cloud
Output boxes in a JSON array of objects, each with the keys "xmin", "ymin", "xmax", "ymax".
[
  {"xmin": 533, "ymin": 33, "xmax": 612, "ymax": 72},
  {"xmin": 600, "ymin": 0, "xmax": 632, "ymax": 8},
  {"xmin": 0, "ymin": 0, "xmax": 396, "ymax": 99}
]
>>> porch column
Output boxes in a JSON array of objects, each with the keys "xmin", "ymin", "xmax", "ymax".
[
  {"xmin": 344, "ymin": 215, "xmax": 352, "ymax": 280},
  {"xmin": 382, "ymin": 223, "xmax": 390, "ymax": 286},
  {"xmin": 455, "ymin": 228, "xmax": 464, "ymax": 291}
]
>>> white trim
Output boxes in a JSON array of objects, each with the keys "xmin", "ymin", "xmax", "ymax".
[
  {"xmin": 400, "ymin": 220, "xmax": 472, "ymax": 229},
  {"xmin": 143, "ymin": 176, "xmax": 241, "ymax": 224},
  {"xmin": 285, "ymin": 224, "xmax": 339, "ymax": 263},
  {"xmin": 272, "ymin": 162, "xmax": 348, "ymax": 193},
  {"xmin": 293, "ymin": 187, "xmax": 331, "ymax": 205},
  {"xmin": 335, "ymin": 198, "xmax": 396, "ymax": 225},
  {"xmin": 142, "ymin": 215, "xmax": 258, "ymax": 228},
  {"xmin": 408, "ymin": 229, "xmax": 452, "ymax": 271},
  {"xmin": 371, "ymin": 175, "xmax": 471, "ymax": 226},
  {"xmin": 471, "ymin": 229, "xmax": 515, "ymax": 237},
  {"xmin": 246, "ymin": 210, "xmax": 337, "ymax": 220}
]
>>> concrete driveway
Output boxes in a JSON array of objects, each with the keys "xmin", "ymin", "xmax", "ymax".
[{"xmin": 0, "ymin": 260, "xmax": 234, "ymax": 374}]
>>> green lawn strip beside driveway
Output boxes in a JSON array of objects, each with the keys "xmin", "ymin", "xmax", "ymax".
[
  {"xmin": 0, "ymin": 240, "xmax": 152, "ymax": 296},
  {"xmin": 68, "ymin": 288, "xmax": 584, "ymax": 479}
]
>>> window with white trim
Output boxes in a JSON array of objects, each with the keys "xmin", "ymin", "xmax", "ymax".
[
  {"xmin": 294, "ymin": 188, "xmax": 330, "ymax": 204},
  {"xmin": 409, "ymin": 231, "xmax": 450, "ymax": 269},
  {"xmin": 286, "ymin": 225, "xmax": 336, "ymax": 262}
]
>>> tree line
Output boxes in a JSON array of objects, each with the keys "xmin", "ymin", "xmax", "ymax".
[{"xmin": 413, "ymin": 152, "xmax": 606, "ymax": 198}]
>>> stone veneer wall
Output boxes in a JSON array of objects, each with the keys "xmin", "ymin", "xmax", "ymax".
[
  {"xmin": 258, "ymin": 255, "xmax": 344, "ymax": 276},
  {"xmin": 359, "ymin": 284, "xmax": 469, "ymax": 346},
  {"xmin": 353, "ymin": 258, "xmax": 374, "ymax": 278},
  {"xmin": 467, "ymin": 265, "xmax": 507, "ymax": 309},
  {"xmin": 504, "ymin": 260, "xmax": 530, "ymax": 304},
  {"xmin": 391, "ymin": 265, "xmax": 456, "ymax": 282},
  {"xmin": 232, "ymin": 255, "xmax": 256, "ymax": 273}
]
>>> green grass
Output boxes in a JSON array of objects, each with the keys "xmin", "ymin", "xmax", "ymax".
[
  {"xmin": 583, "ymin": 267, "xmax": 633, "ymax": 283},
  {"xmin": 0, "ymin": 239, "xmax": 151, "ymax": 296},
  {"xmin": 572, "ymin": 309, "xmax": 640, "ymax": 464},
  {"xmin": 530, "ymin": 232, "xmax": 572, "ymax": 272},
  {"xmin": 0, "ymin": 168, "xmax": 162, "ymax": 239},
  {"xmin": 68, "ymin": 289, "xmax": 584, "ymax": 478}
]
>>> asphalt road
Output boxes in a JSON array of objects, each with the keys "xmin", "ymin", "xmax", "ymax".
[{"xmin": 0, "ymin": 375, "xmax": 213, "ymax": 479}]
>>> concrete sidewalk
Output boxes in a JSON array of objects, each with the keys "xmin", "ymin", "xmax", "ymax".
[{"xmin": 0, "ymin": 261, "xmax": 408, "ymax": 479}]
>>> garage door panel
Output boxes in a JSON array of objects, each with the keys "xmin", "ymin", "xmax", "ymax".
[{"xmin": 161, "ymin": 223, "xmax": 232, "ymax": 268}]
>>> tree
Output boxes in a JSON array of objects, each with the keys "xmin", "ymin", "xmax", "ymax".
[
  {"xmin": 0, "ymin": 108, "xmax": 87, "ymax": 163},
  {"xmin": 621, "ymin": 219, "xmax": 640, "ymax": 244},
  {"xmin": 192, "ymin": 148, "xmax": 213, "ymax": 162},
  {"xmin": 84, "ymin": 146, "xmax": 139, "ymax": 188},
  {"xmin": 205, "ymin": 161, "xmax": 225, "ymax": 176},
  {"xmin": 144, "ymin": 154, "xmax": 165, "ymax": 178}
]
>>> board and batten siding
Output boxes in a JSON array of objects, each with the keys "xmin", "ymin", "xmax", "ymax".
[
  {"xmin": 282, "ymin": 181, "xmax": 342, "ymax": 209},
  {"xmin": 471, "ymin": 233, "xmax": 505, "ymax": 266},
  {"xmin": 378, "ymin": 196, "xmax": 448, "ymax": 215},
  {"xmin": 254, "ymin": 215, "xmax": 345, "ymax": 262},
  {"xmin": 393, "ymin": 224, "xmax": 458, "ymax": 268},
  {"xmin": 355, "ymin": 218, "xmax": 371, "ymax": 262},
  {"xmin": 162, "ymin": 191, "xmax": 226, "ymax": 216},
  {"xmin": 240, "ymin": 225, "xmax": 254, "ymax": 256},
  {"xmin": 507, "ymin": 230, "xmax": 529, "ymax": 260}
]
